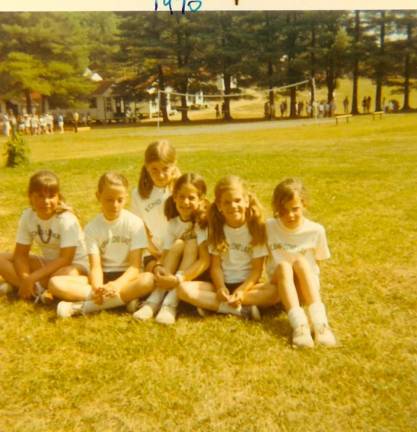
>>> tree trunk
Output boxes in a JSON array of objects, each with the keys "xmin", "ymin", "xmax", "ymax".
[
  {"xmin": 375, "ymin": 11, "xmax": 385, "ymax": 112},
  {"xmin": 351, "ymin": 11, "xmax": 360, "ymax": 115},
  {"xmin": 326, "ymin": 65, "xmax": 335, "ymax": 103},
  {"xmin": 290, "ymin": 86, "xmax": 297, "ymax": 118},
  {"xmin": 180, "ymin": 80, "xmax": 189, "ymax": 122},
  {"xmin": 223, "ymin": 73, "xmax": 232, "ymax": 121},
  {"xmin": 268, "ymin": 59, "xmax": 275, "ymax": 119},
  {"xmin": 157, "ymin": 64, "xmax": 169, "ymax": 123},
  {"xmin": 402, "ymin": 21, "xmax": 412, "ymax": 111},
  {"xmin": 25, "ymin": 89, "xmax": 33, "ymax": 114},
  {"xmin": 310, "ymin": 24, "xmax": 317, "ymax": 117},
  {"xmin": 41, "ymin": 95, "xmax": 48, "ymax": 114}
]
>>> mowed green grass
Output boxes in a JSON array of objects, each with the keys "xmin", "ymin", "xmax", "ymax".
[{"xmin": 0, "ymin": 115, "xmax": 416, "ymax": 431}]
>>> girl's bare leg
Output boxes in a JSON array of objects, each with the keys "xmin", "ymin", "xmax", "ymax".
[
  {"xmin": 0, "ymin": 253, "xmax": 20, "ymax": 287},
  {"xmin": 120, "ymin": 272, "xmax": 154, "ymax": 303},
  {"xmin": 177, "ymin": 281, "xmax": 220, "ymax": 311},
  {"xmin": 292, "ymin": 255, "xmax": 321, "ymax": 306},
  {"xmin": 48, "ymin": 275, "xmax": 91, "ymax": 301},
  {"xmin": 157, "ymin": 239, "xmax": 198, "ymax": 324},
  {"xmin": 274, "ymin": 261, "xmax": 313, "ymax": 348},
  {"xmin": 241, "ymin": 282, "xmax": 280, "ymax": 307}
]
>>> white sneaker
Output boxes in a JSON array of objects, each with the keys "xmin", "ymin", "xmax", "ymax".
[
  {"xmin": 155, "ymin": 305, "xmax": 177, "ymax": 325},
  {"xmin": 57, "ymin": 301, "xmax": 75, "ymax": 318},
  {"xmin": 133, "ymin": 302, "xmax": 159, "ymax": 321},
  {"xmin": 292, "ymin": 324, "xmax": 314, "ymax": 348},
  {"xmin": 313, "ymin": 324, "xmax": 337, "ymax": 346},
  {"xmin": 126, "ymin": 299, "xmax": 140, "ymax": 313},
  {"xmin": 0, "ymin": 282, "xmax": 13, "ymax": 294}
]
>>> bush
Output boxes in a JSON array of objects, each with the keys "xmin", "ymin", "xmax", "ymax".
[{"xmin": 4, "ymin": 130, "xmax": 30, "ymax": 167}]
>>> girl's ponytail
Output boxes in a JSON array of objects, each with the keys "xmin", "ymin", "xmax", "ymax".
[
  {"xmin": 138, "ymin": 166, "xmax": 153, "ymax": 199},
  {"xmin": 164, "ymin": 195, "xmax": 178, "ymax": 220},
  {"xmin": 208, "ymin": 202, "xmax": 227, "ymax": 255},
  {"xmin": 246, "ymin": 192, "xmax": 266, "ymax": 246}
]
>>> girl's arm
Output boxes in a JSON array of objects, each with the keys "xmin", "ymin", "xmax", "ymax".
[
  {"xmin": 88, "ymin": 254, "xmax": 103, "ymax": 290},
  {"xmin": 155, "ymin": 242, "xmax": 210, "ymax": 289},
  {"xmin": 229, "ymin": 256, "xmax": 265, "ymax": 306},
  {"xmin": 182, "ymin": 241, "xmax": 210, "ymax": 281},
  {"xmin": 144, "ymin": 225, "xmax": 162, "ymax": 259},
  {"xmin": 210, "ymin": 254, "xmax": 230, "ymax": 302}
]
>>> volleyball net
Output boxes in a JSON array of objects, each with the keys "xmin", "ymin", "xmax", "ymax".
[{"xmin": 154, "ymin": 78, "xmax": 316, "ymax": 126}]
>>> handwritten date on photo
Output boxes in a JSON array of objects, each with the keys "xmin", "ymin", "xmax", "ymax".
[{"xmin": 154, "ymin": 0, "xmax": 240, "ymax": 14}]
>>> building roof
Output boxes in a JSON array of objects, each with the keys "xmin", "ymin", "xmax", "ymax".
[{"xmin": 91, "ymin": 80, "xmax": 114, "ymax": 96}]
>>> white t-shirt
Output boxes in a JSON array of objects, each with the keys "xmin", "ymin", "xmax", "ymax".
[
  {"xmin": 131, "ymin": 186, "xmax": 170, "ymax": 251},
  {"xmin": 209, "ymin": 224, "xmax": 268, "ymax": 284},
  {"xmin": 266, "ymin": 217, "xmax": 330, "ymax": 279},
  {"xmin": 16, "ymin": 208, "xmax": 87, "ymax": 268},
  {"xmin": 163, "ymin": 217, "xmax": 208, "ymax": 250},
  {"xmin": 85, "ymin": 209, "xmax": 147, "ymax": 272}
]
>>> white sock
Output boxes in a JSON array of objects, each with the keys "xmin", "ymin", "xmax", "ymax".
[
  {"xmin": 162, "ymin": 290, "xmax": 178, "ymax": 308},
  {"xmin": 288, "ymin": 306, "xmax": 308, "ymax": 329},
  {"xmin": 144, "ymin": 288, "xmax": 166, "ymax": 305},
  {"xmin": 308, "ymin": 302, "xmax": 329, "ymax": 326},
  {"xmin": 218, "ymin": 302, "xmax": 242, "ymax": 316},
  {"xmin": 81, "ymin": 294, "xmax": 125, "ymax": 314}
]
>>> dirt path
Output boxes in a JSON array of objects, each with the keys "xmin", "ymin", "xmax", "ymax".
[{"xmin": 125, "ymin": 117, "xmax": 334, "ymax": 137}]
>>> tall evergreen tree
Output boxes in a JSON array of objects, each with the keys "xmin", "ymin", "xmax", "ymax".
[{"xmin": 0, "ymin": 13, "xmax": 93, "ymax": 113}]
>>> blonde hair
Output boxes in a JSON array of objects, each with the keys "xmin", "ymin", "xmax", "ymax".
[
  {"xmin": 272, "ymin": 178, "xmax": 308, "ymax": 216},
  {"xmin": 28, "ymin": 170, "xmax": 71, "ymax": 214},
  {"xmin": 138, "ymin": 140, "xmax": 179, "ymax": 199},
  {"xmin": 208, "ymin": 175, "xmax": 266, "ymax": 255},
  {"xmin": 164, "ymin": 173, "xmax": 209, "ymax": 228},
  {"xmin": 98, "ymin": 172, "xmax": 128, "ymax": 193}
]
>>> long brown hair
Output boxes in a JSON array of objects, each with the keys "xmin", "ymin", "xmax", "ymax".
[
  {"xmin": 137, "ymin": 140, "xmax": 179, "ymax": 199},
  {"xmin": 164, "ymin": 173, "xmax": 209, "ymax": 228},
  {"xmin": 208, "ymin": 176, "xmax": 266, "ymax": 255},
  {"xmin": 28, "ymin": 170, "xmax": 71, "ymax": 214}
]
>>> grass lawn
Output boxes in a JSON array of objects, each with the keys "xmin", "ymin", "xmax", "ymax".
[{"xmin": 0, "ymin": 114, "xmax": 416, "ymax": 431}]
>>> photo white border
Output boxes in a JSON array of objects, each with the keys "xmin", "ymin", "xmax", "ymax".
[{"xmin": 1, "ymin": 0, "xmax": 416, "ymax": 12}]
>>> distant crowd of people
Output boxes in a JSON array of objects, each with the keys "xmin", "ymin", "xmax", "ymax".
[
  {"xmin": 0, "ymin": 111, "xmax": 96, "ymax": 137},
  {"xmin": 1, "ymin": 112, "xmax": 65, "ymax": 137}
]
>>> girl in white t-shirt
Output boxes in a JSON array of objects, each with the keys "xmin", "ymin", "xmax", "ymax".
[
  {"xmin": 0, "ymin": 170, "xmax": 87, "ymax": 301},
  {"xmin": 134, "ymin": 173, "xmax": 210, "ymax": 324},
  {"xmin": 129, "ymin": 140, "xmax": 180, "ymax": 312},
  {"xmin": 266, "ymin": 178, "xmax": 336, "ymax": 347},
  {"xmin": 52, "ymin": 172, "xmax": 154, "ymax": 318},
  {"xmin": 178, "ymin": 176, "xmax": 279, "ymax": 319}
]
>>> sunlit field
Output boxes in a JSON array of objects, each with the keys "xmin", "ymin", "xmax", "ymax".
[{"xmin": 0, "ymin": 113, "xmax": 416, "ymax": 431}]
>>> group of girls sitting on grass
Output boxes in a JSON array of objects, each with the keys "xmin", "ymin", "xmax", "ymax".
[{"xmin": 0, "ymin": 140, "xmax": 336, "ymax": 348}]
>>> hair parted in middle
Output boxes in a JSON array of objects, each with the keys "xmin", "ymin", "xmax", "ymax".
[
  {"xmin": 272, "ymin": 177, "xmax": 308, "ymax": 216},
  {"xmin": 208, "ymin": 175, "xmax": 266, "ymax": 255},
  {"xmin": 98, "ymin": 171, "xmax": 129, "ymax": 193},
  {"xmin": 138, "ymin": 140, "xmax": 180, "ymax": 199},
  {"xmin": 164, "ymin": 173, "xmax": 209, "ymax": 228}
]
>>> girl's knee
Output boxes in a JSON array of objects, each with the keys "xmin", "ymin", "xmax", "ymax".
[
  {"xmin": 177, "ymin": 282, "xmax": 196, "ymax": 302},
  {"xmin": 139, "ymin": 271, "xmax": 155, "ymax": 289},
  {"xmin": 293, "ymin": 255, "xmax": 310, "ymax": 273},
  {"xmin": 275, "ymin": 261, "xmax": 293, "ymax": 280},
  {"xmin": 171, "ymin": 239, "xmax": 185, "ymax": 254}
]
